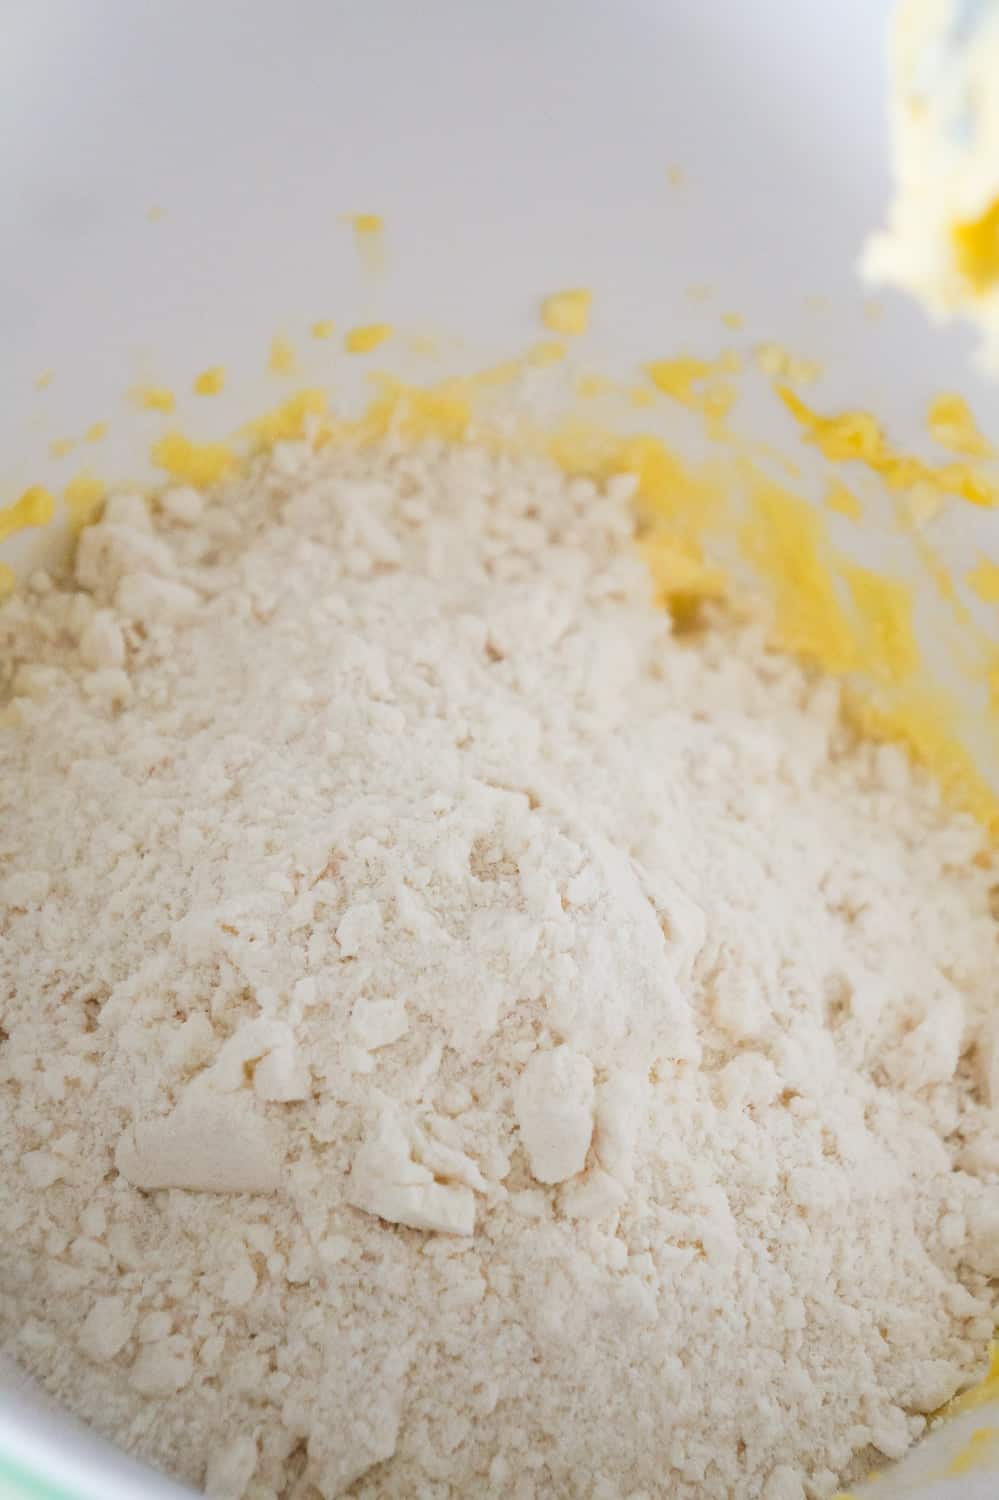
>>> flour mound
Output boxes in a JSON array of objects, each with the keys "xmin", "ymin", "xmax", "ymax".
[{"xmin": 1, "ymin": 440, "xmax": 998, "ymax": 1500}]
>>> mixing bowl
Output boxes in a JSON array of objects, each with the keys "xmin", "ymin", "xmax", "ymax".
[{"xmin": 2, "ymin": 3, "xmax": 997, "ymax": 1496}]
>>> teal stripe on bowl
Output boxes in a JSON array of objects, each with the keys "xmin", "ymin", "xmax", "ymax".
[{"xmin": 0, "ymin": 1453, "xmax": 84, "ymax": 1500}]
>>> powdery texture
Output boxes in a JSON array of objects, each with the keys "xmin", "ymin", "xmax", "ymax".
[{"xmin": 1, "ymin": 439, "xmax": 998, "ymax": 1500}]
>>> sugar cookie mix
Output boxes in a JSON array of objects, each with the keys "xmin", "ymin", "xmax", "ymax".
[{"xmin": 1, "ymin": 438, "xmax": 997, "ymax": 1499}]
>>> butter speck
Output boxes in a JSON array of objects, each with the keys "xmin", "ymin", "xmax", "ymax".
[
  {"xmin": 193, "ymin": 366, "xmax": 226, "ymax": 397},
  {"xmin": 345, "ymin": 324, "xmax": 393, "ymax": 355},
  {"xmin": 349, "ymin": 214, "xmax": 385, "ymax": 273},
  {"xmin": 133, "ymin": 385, "xmax": 176, "ymax": 414},
  {"xmin": 541, "ymin": 289, "xmax": 592, "ymax": 337},
  {"xmin": 311, "ymin": 320, "xmax": 335, "ymax": 340},
  {"xmin": 34, "ymin": 370, "xmax": 54, "ymax": 392},
  {"xmin": 151, "ymin": 433, "xmax": 233, "ymax": 489},
  {"xmin": 647, "ymin": 356, "xmax": 715, "ymax": 406},
  {"xmin": 268, "ymin": 336, "xmax": 296, "ymax": 377},
  {"xmin": 0, "ymin": 486, "xmax": 56, "ymax": 543},
  {"xmin": 825, "ymin": 482, "xmax": 863, "ymax": 521}
]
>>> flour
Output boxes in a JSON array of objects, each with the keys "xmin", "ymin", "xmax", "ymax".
[{"xmin": 1, "ymin": 436, "xmax": 998, "ymax": 1500}]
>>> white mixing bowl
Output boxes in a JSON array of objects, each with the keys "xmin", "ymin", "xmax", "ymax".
[{"xmin": 2, "ymin": 4, "xmax": 997, "ymax": 1497}]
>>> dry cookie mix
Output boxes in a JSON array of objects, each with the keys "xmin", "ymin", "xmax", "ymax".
[{"xmin": 1, "ymin": 437, "xmax": 998, "ymax": 1499}]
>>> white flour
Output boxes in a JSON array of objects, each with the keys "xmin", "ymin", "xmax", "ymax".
[{"xmin": 1, "ymin": 436, "xmax": 998, "ymax": 1500}]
